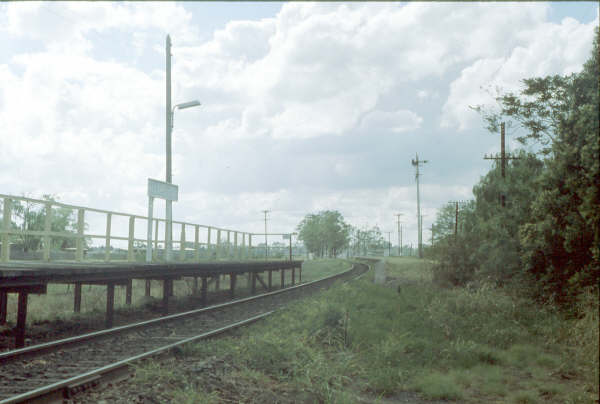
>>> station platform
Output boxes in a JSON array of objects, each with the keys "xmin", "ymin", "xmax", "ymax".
[{"xmin": 0, "ymin": 260, "xmax": 303, "ymax": 348}]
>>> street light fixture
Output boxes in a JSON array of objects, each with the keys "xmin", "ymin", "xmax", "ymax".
[{"xmin": 165, "ymin": 99, "xmax": 201, "ymax": 261}]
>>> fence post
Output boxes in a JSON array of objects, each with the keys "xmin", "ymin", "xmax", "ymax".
[
  {"xmin": 248, "ymin": 234, "xmax": 252, "ymax": 260},
  {"xmin": 76, "ymin": 208, "xmax": 85, "ymax": 262},
  {"xmin": 105, "ymin": 213, "xmax": 112, "ymax": 262},
  {"xmin": 127, "ymin": 216, "xmax": 135, "ymax": 262},
  {"xmin": 216, "ymin": 229, "xmax": 221, "ymax": 260},
  {"xmin": 153, "ymin": 219, "xmax": 159, "ymax": 260},
  {"xmin": 179, "ymin": 224, "xmax": 186, "ymax": 262},
  {"xmin": 194, "ymin": 225, "xmax": 200, "ymax": 261},
  {"xmin": 229, "ymin": 231, "xmax": 234, "ymax": 259},
  {"xmin": 206, "ymin": 226, "xmax": 212, "ymax": 259},
  {"xmin": 43, "ymin": 202, "xmax": 52, "ymax": 261},
  {"xmin": 234, "ymin": 232, "xmax": 238, "ymax": 260},
  {"xmin": 1, "ymin": 198, "xmax": 11, "ymax": 262}
]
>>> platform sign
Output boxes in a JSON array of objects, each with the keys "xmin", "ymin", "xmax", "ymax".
[
  {"xmin": 146, "ymin": 178, "xmax": 179, "ymax": 262},
  {"xmin": 148, "ymin": 178, "xmax": 178, "ymax": 201},
  {"xmin": 282, "ymin": 234, "xmax": 291, "ymax": 240}
]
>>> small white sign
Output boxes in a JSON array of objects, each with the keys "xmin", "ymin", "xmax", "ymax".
[
  {"xmin": 148, "ymin": 178, "xmax": 178, "ymax": 201},
  {"xmin": 282, "ymin": 234, "xmax": 291, "ymax": 240}
]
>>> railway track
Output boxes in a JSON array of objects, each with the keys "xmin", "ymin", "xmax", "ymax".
[{"xmin": 0, "ymin": 261, "xmax": 369, "ymax": 403}]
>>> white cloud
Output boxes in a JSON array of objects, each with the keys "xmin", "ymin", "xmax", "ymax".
[
  {"xmin": 0, "ymin": 2, "xmax": 596, "ymax": 240},
  {"xmin": 360, "ymin": 110, "xmax": 422, "ymax": 134},
  {"xmin": 441, "ymin": 13, "xmax": 598, "ymax": 130}
]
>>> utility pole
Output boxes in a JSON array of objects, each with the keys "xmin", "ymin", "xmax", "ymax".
[
  {"xmin": 262, "ymin": 210, "xmax": 269, "ymax": 259},
  {"xmin": 449, "ymin": 201, "xmax": 468, "ymax": 239},
  {"xmin": 411, "ymin": 154, "xmax": 428, "ymax": 258},
  {"xmin": 387, "ymin": 232, "xmax": 391, "ymax": 256},
  {"xmin": 165, "ymin": 35, "xmax": 173, "ymax": 261},
  {"xmin": 484, "ymin": 122, "xmax": 520, "ymax": 207},
  {"xmin": 395, "ymin": 213, "xmax": 403, "ymax": 256},
  {"xmin": 430, "ymin": 223, "xmax": 435, "ymax": 246},
  {"xmin": 421, "ymin": 214, "xmax": 426, "ymax": 254},
  {"xmin": 455, "ymin": 202, "xmax": 458, "ymax": 237}
]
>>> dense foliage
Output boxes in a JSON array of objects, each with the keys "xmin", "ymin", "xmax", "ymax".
[
  {"xmin": 296, "ymin": 211, "xmax": 388, "ymax": 258},
  {"xmin": 433, "ymin": 28, "xmax": 599, "ymax": 308},
  {"xmin": 296, "ymin": 210, "xmax": 351, "ymax": 258}
]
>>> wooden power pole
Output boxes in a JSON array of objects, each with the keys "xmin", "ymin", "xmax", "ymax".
[
  {"xmin": 484, "ymin": 122, "xmax": 520, "ymax": 207},
  {"xmin": 395, "ymin": 213, "xmax": 403, "ymax": 256},
  {"xmin": 430, "ymin": 223, "xmax": 435, "ymax": 246},
  {"xmin": 411, "ymin": 154, "xmax": 428, "ymax": 258}
]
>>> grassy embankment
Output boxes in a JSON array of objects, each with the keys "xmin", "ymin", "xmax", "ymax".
[{"xmin": 130, "ymin": 257, "xmax": 598, "ymax": 403}]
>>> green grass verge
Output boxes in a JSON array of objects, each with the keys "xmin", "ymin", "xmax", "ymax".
[{"xmin": 128, "ymin": 258, "xmax": 597, "ymax": 403}]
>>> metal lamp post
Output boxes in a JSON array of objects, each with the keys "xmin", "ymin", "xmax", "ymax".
[
  {"xmin": 165, "ymin": 31, "xmax": 201, "ymax": 262},
  {"xmin": 165, "ymin": 101, "xmax": 200, "ymax": 261}
]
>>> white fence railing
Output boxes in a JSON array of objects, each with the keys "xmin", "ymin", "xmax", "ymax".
[{"xmin": 0, "ymin": 194, "xmax": 291, "ymax": 264}]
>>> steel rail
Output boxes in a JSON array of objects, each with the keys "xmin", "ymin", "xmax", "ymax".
[
  {"xmin": 0, "ymin": 312, "xmax": 273, "ymax": 404},
  {"xmin": 0, "ymin": 261, "xmax": 369, "ymax": 404}
]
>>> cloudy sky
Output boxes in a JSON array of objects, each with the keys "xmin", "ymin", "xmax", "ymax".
[{"xmin": 0, "ymin": 2, "xmax": 597, "ymax": 247}]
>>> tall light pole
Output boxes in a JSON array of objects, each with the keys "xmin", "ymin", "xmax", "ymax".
[
  {"xmin": 165, "ymin": 34, "xmax": 201, "ymax": 261},
  {"xmin": 262, "ymin": 210, "xmax": 269, "ymax": 259},
  {"xmin": 395, "ymin": 213, "xmax": 403, "ymax": 256},
  {"xmin": 411, "ymin": 153, "xmax": 428, "ymax": 259}
]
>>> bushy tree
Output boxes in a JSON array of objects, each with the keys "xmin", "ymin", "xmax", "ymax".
[
  {"xmin": 458, "ymin": 27, "xmax": 600, "ymax": 305},
  {"xmin": 297, "ymin": 210, "xmax": 351, "ymax": 258},
  {"xmin": 430, "ymin": 200, "xmax": 478, "ymax": 286},
  {"xmin": 517, "ymin": 30, "xmax": 599, "ymax": 304},
  {"xmin": 473, "ymin": 152, "xmax": 544, "ymax": 283}
]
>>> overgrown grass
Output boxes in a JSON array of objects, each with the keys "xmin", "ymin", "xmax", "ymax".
[
  {"xmin": 300, "ymin": 258, "xmax": 353, "ymax": 282},
  {"xmin": 128, "ymin": 258, "xmax": 598, "ymax": 402}
]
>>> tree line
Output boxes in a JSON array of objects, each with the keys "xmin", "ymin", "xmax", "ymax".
[
  {"xmin": 296, "ymin": 210, "xmax": 388, "ymax": 258},
  {"xmin": 430, "ymin": 28, "xmax": 598, "ymax": 310}
]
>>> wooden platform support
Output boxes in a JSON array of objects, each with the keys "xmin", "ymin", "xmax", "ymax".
[
  {"xmin": 299, "ymin": 265, "xmax": 302, "ymax": 282},
  {"xmin": 162, "ymin": 279, "xmax": 170, "ymax": 316},
  {"xmin": 168, "ymin": 280, "xmax": 174, "ymax": 297},
  {"xmin": 281, "ymin": 268, "xmax": 285, "ymax": 288},
  {"xmin": 255, "ymin": 273, "xmax": 268, "ymax": 291},
  {"xmin": 74, "ymin": 283, "xmax": 82, "ymax": 313},
  {"xmin": 201, "ymin": 276, "xmax": 208, "ymax": 306},
  {"xmin": 251, "ymin": 272, "xmax": 256, "ymax": 294},
  {"xmin": 215, "ymin": 275, "xmax": 220, "ymax": 291},
  {"xmin": 292, "ymin": 268, "xmax": 295, "ymax": 285},
  {"xmin": 1, "ymin": 285, "xmax": 46, "ymax": 348},
  {"xmin": 192, "ymin": 277, "xmax": 198, "ymax": 296},
  {"xmin": 0, "ymin": 291, "xmax": 6, "ymax": 324},
  {"xmin": 16, "ymin": 292, "xmax": 28, "ymax": 348},
  {"xmin": 230, "ymin": 273, "xmax": 236, "ymax": 299},
  {"xmin": 125, "ymin": 279, "xmax": 132, "ymax": 305},
  {"xmin": 268, "ymin": 270, "xmax": 272, "ymax": 291},
  {"xmin": 106, "ymin": 282, "xmax": 115, "ymax": 329},
  {"xmin": 145, "ymin": 280, "xmax": 151, "ymax": 297}
]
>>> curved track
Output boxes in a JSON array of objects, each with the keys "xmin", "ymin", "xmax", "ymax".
[{"xmin": 0, "ymin": 261, "xmax": 369, "ymax": 404}]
